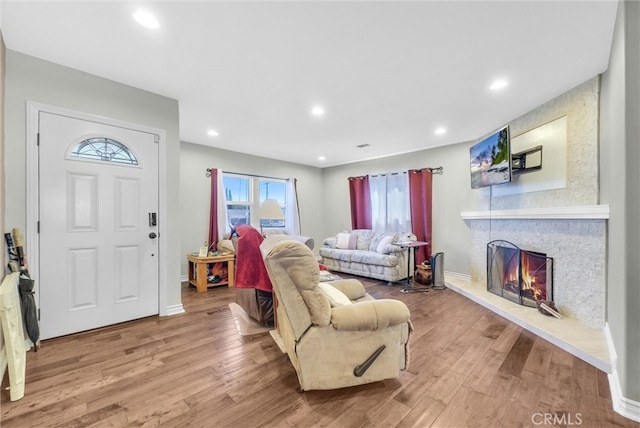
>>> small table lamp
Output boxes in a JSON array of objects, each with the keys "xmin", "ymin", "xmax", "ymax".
[{"xmin": 259, "ymin": 198, "xmax": 285, "ymax": 233}]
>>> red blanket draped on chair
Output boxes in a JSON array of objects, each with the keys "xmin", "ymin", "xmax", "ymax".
[{"xmin": 234, "ymin": 225, "xmax": 273, "ymax": 292}]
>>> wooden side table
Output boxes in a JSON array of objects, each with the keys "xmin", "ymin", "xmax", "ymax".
[
  {"xmin": 391, "ymin": 241, "xmax": 430, "ymax": 292},
  {"xmin": 186, "ymin": 253, "xmax": 235, "ymax": 293}
]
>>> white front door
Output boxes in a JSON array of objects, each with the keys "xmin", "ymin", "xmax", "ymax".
[{"xmin": 38, "ymin": 112, "xmax": 159, "ymax": 339}]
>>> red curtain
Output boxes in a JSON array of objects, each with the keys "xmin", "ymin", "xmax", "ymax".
[
  {"xmin": 208, "ymin": 168, "xmax": 219, "ymax": 250},
  {"xmin": 409, "ymin": 169, "xmax": 433, "ymax": 265},
  {"xmin": 348, "ymin": 176, "xmax": 372, "ymax": 230}
]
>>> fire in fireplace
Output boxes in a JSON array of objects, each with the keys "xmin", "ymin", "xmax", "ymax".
[{"xmin": 487, "ymin": 240, "xmax": 553, "ymax": 307}]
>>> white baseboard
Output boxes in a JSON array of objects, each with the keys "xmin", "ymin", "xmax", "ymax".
[
  {"xmin": 165, "ymin": 304, "xmax": 185, "ymax": 316},
  {"xmin": 444, "ymin": 271, "xmax": 471, "ymax": 281},
  {"xmin": 604, "ymin": 323, "xmax": 640, "ymax": 423},
  {"xmin": 180, "ymin": 275, "xmax": 188, "ymax": 282}
]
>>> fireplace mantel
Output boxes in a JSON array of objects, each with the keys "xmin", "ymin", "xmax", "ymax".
[{"xmin": 460, "ymin": 204, "xmax": 609, "ymax": 220}]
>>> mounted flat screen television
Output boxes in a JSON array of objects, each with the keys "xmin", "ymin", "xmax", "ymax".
[{"xmin": 470, "ymin": 126, "xmax": 511, "ymax": 189}]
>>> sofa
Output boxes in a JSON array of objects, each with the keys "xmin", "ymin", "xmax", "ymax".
[
  {"xmin": 319, "ymin": 229, "xmax": 412, "ymax": 283},
  {"xmin": 260, "ymin": 235, "xmax": 412, "ymax": 391}
]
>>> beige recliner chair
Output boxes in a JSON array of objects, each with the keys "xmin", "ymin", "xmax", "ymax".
[{"xmin": 260, "ymin": 235, "xmax": 412, "ymax": 391}]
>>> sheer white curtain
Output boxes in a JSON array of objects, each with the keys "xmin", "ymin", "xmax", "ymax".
[
  {"xmin": 369, "ymin": 172, "xmax": 411, "ymax": 234},
  {"xmin": 284, "ymin": 178, "xmax": 301, "ymax": 235},
  {"xmin": 216, "ymin": 171, "xmax": 231, "ymax": 238}
]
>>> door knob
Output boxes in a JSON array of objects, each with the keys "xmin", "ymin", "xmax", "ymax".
[{"xmin": 149, "ymin": 232, "xmax": 157, "ymax": 239}]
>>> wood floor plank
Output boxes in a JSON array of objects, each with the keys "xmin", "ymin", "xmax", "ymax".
[
  {"xmin": 498, "ymin": 329, "xmax": 536, "ymax": 378},
  {"xmin": 396, "ymin": 394, "xmax": 446, "ymax": 428},
  {"xmin": 449, "ymin": 335, "xmax": 494, "ymax": 377},
  {"xmin": 429, "ymin": 385, "xmax": 486, "ymax": 427},
  {"xmin": 0, "ymin": 276, "xmax": 636, "ymax": 428},
  {"xmin": 569, "ymin": 357, "xmax": 603, "ymax": 427},
  {"xmin": 500, "ymin": 371, "xmax": 546, "ymax": 428},
  {"xmin": 536, "ymin": 347, "xmax": 575, "ymax": 414},
  {"xmin": 462, "ymin": 347, "xmax": 508, "ymax": 395},
  {"xmin": 522, "ymin": 335, "xmax": 555, "ymax": 376}
]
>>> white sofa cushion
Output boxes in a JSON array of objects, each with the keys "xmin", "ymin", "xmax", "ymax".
[
  {"xmin": 353, "ymin": 229, "xmax": 375, "ymax": 250},
  {"xmin": 350, "ymin": 250, "xmax": 399, "ymax": 267}
]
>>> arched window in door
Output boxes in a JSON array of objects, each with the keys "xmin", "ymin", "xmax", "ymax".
[{"xmin": 70, "ymin": 137, "xmax": 138, "ymax": 165}]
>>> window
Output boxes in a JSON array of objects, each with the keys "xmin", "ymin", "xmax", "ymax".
[
  {"xmin": 223, "ymin": 174, "xmax": 287, "ymax": 230},
  {"xmin": 259, "ymin": 180, "xmax": 286, "ymax": 229},
  {"xmin": 369, "ymin": 172, "xmax": 411, "ymax": 234},
  {"xmin": 70, "ymin": 137, "xmax": 138, "ymax": 165}
]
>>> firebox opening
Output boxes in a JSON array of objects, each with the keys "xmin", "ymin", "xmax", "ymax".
[{"xmin": 487, "ymin": 240, "xmax": 553, "ymax": 307}]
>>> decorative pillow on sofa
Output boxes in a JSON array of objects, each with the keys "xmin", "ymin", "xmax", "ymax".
[
  {"xmin": 376, "ymin": 235, "xmax": 395, "ymax": 253},
  {"xmin": 317, "ymin": 282, "xmax": 352, "ymax": 307},
  {"xmin": 370, "ymin": 232, "xmax": 397, "ymax": 252},
  {"xmin": 336, "ymin": 233, "xmax": 350, "ymax": 249},
  {"xmin": 335, "ymin": 233, "xmax": 357, "ymax": 249}
]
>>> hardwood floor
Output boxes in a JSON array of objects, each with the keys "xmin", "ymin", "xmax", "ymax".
[{"xmin": 1, "ymin": 275, "xmax": 637, "ymax": 427}]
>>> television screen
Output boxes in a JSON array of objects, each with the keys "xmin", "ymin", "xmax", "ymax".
[{"xmin": 470, "ymin": 126, "xmax": 511, "ymax": 189}]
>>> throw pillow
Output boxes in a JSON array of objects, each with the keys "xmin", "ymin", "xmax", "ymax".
[
  {"xmin": 336, "ymin": 233, "xmax": 351, "ymax": 249},
  {"xmin": 347, "ymin": 233, "xmax": 358, "ymax": 249},
  {"xmin": 317, "ymin": 282, "xmax": 352, "ymax": 307},
  {"xmin": 376, "ymin": 235, "xmax": 394, "ymax": 253}
]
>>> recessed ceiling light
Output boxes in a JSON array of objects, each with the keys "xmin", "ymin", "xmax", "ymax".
[
  {"xmin": 490, "ymin": 79, "xmax": 509, "ymax": 90},
  {"xmin": 318, "ymin": 156, "xmax": 326, "ymax": 161},
  {"xmin": 133, "ymin": 10, "xmax": 159, "ymax": 29},
  {"xmin": 434, "ymin": 127, "xmax": 446, "ymax": 135},
  {"xmin": 311, "ymin": 106, "xmax": 325, "ymax": 117},
  {"xmin": 207, "ymin": 129, "xmax": 219, "ymax": 137}
]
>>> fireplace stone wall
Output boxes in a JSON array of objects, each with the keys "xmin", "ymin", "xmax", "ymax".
[
  {"xmin": 466, "ymin": 77, "xmax": 606, "ymax": 330},
  {"xmin": 470, "ymin": 218, "xmax": 605, "ymax": 328}
]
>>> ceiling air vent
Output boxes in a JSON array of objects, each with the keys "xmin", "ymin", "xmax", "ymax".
[{"xmin": 356, "ymin": 143, "xmax": 370, "ymax": 148}]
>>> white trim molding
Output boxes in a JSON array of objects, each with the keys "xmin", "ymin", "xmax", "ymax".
[
  {"xmin": 444, "ymin": 271, "xmax": 471, "ymax": 281},
  {"xmin": 165, "ymin": 304, "xmax": 185, "ymax": 316},
  {"xmin": 460, "ymin": 204, "xmax": 610, "ymax": 220},
  {"xmin": 605, "ymin": 324, "xmax": 640, "ymax": 423}
]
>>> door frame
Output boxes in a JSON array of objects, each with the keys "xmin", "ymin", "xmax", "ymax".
[{"xmin": 26, "ymin": 101, "xmax": 169, "ymax": 318}]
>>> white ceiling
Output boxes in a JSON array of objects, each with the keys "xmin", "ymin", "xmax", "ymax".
[{"xmin": 1, "ymin": 1, "xmax": 618, "ymax": 168}]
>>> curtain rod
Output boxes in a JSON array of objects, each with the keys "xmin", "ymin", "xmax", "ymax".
[
  {"xmin": 415, "ymin": 166, "xmax": 444, "ymax": 175},
  {"xmin": 369, "ymin": 166, "xmax": 444, "ymax": 178},
  {"xmin": 205, "ymin": 168, "xmax": 288, "ymax": 181},
  {"xmin": 370, "ymin": 171, "xmax": 407, "ymax": 178}
]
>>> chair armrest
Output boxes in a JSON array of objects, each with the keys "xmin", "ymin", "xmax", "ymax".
[
  {"xmin": 326, "ymin": 279, "xmax": 367, "ymax": 300},
  {"xmin": 382, "ymin": 244, "xmax": 405, "ymax": 254},
  {"xmin": 293, "ymin": 235, "xmax": 314, "ymax": 250},
  {"xmin": 323, "ymin": 237, "xmax": 337, "ymax": 248},
  {"xmin": 330, "ymin": 299, "xmax": 410, "ymax": 331}
]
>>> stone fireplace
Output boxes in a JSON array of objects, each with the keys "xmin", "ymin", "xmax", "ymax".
[
  {"xmin": 452, "ymin": 78, "xmax": 609, "ymax": 369},
  {"xmin": 465, "ymin": 207, "xmax": 607, "ymax": 330}
]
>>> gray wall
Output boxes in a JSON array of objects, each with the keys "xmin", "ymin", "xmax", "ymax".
[
  {"xmin": 4, "ymin": 50, "xmax": 183, "ymax": 309},
  {"xmin": 600, "ymin": 0, "xmax": 640, "ymax": 401},
  {"xmin": 0, "ymin": 28, "xmax": 6, "ymax": 351},
  {"xmin": 179, "ymin": 141, "xmax": 324, "ymax": 277},
  {"xmin": 0, "ymin": 30, "xmax": 5, "ymax": 278},
  {"xmin": 321, "ymin": 142, "xmax": 474, "ymax": 276}
]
